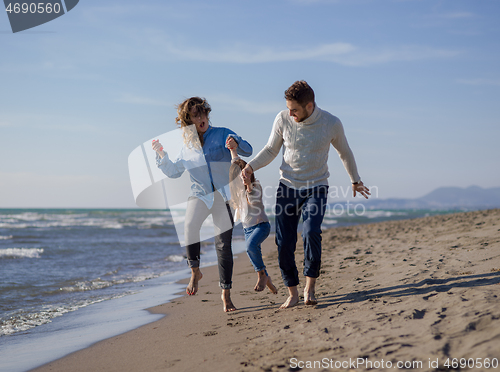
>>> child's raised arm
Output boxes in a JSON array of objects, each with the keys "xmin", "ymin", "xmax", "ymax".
[{"xmin": 226, "ymin": 136, "xmax": 239, "ymax": 159}]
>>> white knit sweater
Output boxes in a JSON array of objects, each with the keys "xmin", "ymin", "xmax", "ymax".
[{"xmin": 248, "ymin": 105, "xmax": 360, "ymax": 189}]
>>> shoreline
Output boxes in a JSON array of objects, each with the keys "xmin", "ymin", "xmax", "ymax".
[{"xmin": 32, "ymin": 209, "xmax": 500, "ymax": 371}]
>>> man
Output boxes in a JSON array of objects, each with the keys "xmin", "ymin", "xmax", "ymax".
[{"xmin": 242, "ymin": 80, "xmax": 370, "ymax": 309}]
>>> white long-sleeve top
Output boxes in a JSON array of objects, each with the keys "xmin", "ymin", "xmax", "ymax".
[
  {"xmin": 241, "ymin": 181, "xmax": 269, "ymax": 229},
  {"xmin": 248, "ymin": 105, "xmax": 360, "ymax": 190}
]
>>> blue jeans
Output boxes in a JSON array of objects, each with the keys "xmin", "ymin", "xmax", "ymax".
[
  {"xmin": 275, "ymin": 183, "xmax": 328, "ymax": 287},
  {"xmin": 243, "ymin": 221, "xmax": 271, "ymax": 274}
]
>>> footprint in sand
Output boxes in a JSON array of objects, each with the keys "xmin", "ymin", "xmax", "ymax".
[{"xmin": 405, "ymin": 309, "xmax": 426, "ymax": 319}]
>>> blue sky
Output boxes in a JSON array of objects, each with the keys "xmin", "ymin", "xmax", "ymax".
[{"xmin": 1, "ymin": 0, "xmax": 499, "ymax": 208}]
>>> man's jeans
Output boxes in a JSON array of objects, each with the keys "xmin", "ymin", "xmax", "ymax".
[
  {"xmin": 184, "ymin": 192, "xmax": 234, "ymax": 289},
  {"xmin": 244, "ymin": 221, "xmax": 271, "ymax": 275},
  {"xmin": 275, "ymin": 183, "xmax": 328, "ymax": 287}
]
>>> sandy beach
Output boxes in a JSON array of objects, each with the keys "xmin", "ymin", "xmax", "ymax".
[{"xmin": 32, "ymin": 209, "xmax": 500, "ymax": 372}]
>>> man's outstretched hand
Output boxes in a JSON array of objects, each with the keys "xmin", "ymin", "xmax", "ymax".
[{"xmin": 353, "ymin": 181, "xmax": 370, "ymax": 199}]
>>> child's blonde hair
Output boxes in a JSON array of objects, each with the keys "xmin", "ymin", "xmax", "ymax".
[{"xmin": 229, "ymin": 159, "xmax": 255, "ymax": 215}]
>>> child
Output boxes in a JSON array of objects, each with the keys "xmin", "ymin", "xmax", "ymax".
[{"xmin": 226, "ymin": 137, "xmax": 277, "ymax": 293}]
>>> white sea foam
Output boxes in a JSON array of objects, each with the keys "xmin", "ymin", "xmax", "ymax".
[
  {"xmin": 0, "ymin": 211, "xmax": 175, "ymax": 229},
  {"xmin": 166, "ymin": 254, "xmax": 184, "ymax": 262},
  {"xmin": 0, "ymin": 296, "xmax": 126, "ymax": 336},
  {"xmin": 0, "ymin": 235, "xmax": 13, "ymax": 240},
  {"xmin": 58, "ymin": 280, "xmax": 113, "ymax": 293},
  {"xmin": 0, "ymin": 248, "xmax": 44, "ymax": 259},
  {"xmin": 56, "ymin": 272, "xmax": 168, "ymax": 293},
  {"xmin": 136, "ymin": 216, "xmax": 173, "ymax": 229},
  {"xmin": 100, "ymin": 222, "xmax": 124, "ymax": 229}
]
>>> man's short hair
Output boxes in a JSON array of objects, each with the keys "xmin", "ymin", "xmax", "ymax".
[{"xmin": 284, "ymin": 80, "xmax": 315, "ymax": 107}]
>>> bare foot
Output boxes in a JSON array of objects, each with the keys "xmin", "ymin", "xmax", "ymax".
[
  {"xmin": 254, "ymin": 270, "xmax": 267, "ymax": 292},
  {"xmin": 304, "ymin": 290, "xmax": 318, "ymax": 305},
  {"xmin": 266, "ymin": 276, "xmax": 278, "ymax": 294},
  {"xmin": 221, "ymin": 289, "xmax": 237, "ymax": 312},
  {"xmin": 186, "ymin": 268, "xmax": 202, "ymax": 295},
  {"xmin": 279, "ymin": 286, "xmax": 299, "ymax": 309},
  {"xmin": 279, "ymin": 295, "xmax": 299, "ymax": 309},
  {"xmin": 304, "ymin": 277, "xmax": 318, "ymax": 305}
]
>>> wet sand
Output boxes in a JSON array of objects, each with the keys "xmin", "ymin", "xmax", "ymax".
[{"xmin": 32, "ymin": 209, "xmax": 500, "ymax": 371}]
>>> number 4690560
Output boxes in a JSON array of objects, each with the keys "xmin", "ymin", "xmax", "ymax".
[
  {"xmin": 444, "ymin": 358, "xmax": 499, "ymax": 369},
  {"xmin": 5, "ymin": 2, "xmax": 62, "ymax": 14}
]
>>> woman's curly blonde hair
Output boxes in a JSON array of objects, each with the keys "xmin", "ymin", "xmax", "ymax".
[{"xmin": 175, "ymin": 97, "xmax": 211, "ymax": 149}]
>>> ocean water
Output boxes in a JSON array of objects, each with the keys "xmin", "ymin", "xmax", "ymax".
[{"xmin": 0, "ymin": 207, "xmax": 461, "ymax": 371}]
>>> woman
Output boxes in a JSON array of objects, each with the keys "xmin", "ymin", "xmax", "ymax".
[{"xmin": 152, "ymin": 97, "xmax": 252, "ymax": 312}]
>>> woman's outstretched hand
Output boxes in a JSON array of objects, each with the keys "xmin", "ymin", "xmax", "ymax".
[{"xmin": 152, "ymin": 139, "xmax": 166, "ymax": 158}]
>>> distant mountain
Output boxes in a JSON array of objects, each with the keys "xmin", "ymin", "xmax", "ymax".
[{"xmin": 360, "ymin": 186, "xmax": 500, "ymax": 210}]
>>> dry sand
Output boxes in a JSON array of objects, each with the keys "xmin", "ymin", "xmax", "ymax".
[{"xmin": 32, "ymin": 209, "xmax": 500, "ymax": 372}]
